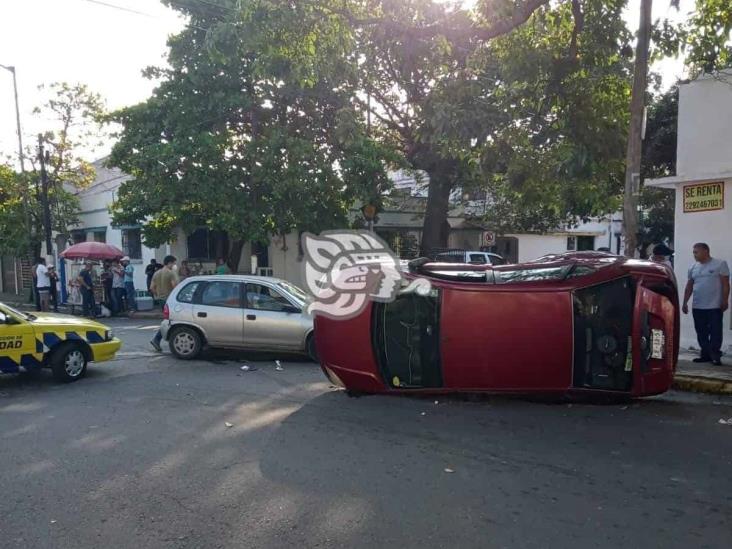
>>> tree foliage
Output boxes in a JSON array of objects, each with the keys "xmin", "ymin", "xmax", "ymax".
[
  {"xmin": 478, "ymin": 0, "xmax": 633, "ymax": 233},
  {"xmin": 654, "ymin": 0, "xmax": 732, "ymax": 75},
  {"xmin": 0, "ymin": 83, "xmax": 103, "ymax": 258},
  {"xmin": 109, "ymin": 3, "xmax": 395, "ymax": 269}
]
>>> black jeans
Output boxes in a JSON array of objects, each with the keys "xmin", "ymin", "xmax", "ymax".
[{"xmin": 692, "ymin": 308, "xmax": 724, "ymax": 360}]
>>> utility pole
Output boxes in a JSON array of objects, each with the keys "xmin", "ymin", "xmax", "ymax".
[
  {"xmin": 0, "ymin": 64, "xmax": 25, "ymax": 172},
  {"xmin": 622, "ymin": 0, "xmax": 653, "ymax": 257},
  {"xmin": 38, "ymin": 134, "xmax": 53, "ymax": 261}
]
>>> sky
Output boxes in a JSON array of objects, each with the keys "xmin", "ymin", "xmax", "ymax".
[{"xmin": 0, "ymin": 0, "xmax": 695, "ymax": 167}]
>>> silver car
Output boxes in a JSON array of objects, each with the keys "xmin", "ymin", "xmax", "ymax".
[{"xmin": 159, "ymin": 275, "xmax": 316, "ymax": 361}]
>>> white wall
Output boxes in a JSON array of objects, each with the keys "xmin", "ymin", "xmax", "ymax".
[
  {"xmin": 677, "ymin": 73, "xmax": 732, "ymax": 180},
  {"xmin": 509, "ymin": 234, "xmax": 569, "ymax": 263},
  {"xmin": 672, "ymin": 179, "xmax": 732, "ymax": 351}
]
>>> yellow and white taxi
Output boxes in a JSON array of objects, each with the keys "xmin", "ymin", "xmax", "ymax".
[{"xmin": 0, "ymin": 302, "xmax": 121, "ymax": 382}]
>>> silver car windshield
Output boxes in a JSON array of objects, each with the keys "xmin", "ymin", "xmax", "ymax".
[{"xmin": 276, "ymin": 281, "xmax": 309, "ymax": 305}]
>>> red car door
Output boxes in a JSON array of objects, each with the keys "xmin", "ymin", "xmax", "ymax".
[{"xmin": 439, "ymin": 288, "xmax": 574, "ymax": 392}]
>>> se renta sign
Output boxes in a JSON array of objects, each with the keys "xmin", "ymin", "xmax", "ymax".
[{"xmin": 683, "ymin": 182, "xmax": 725, "ymax": 213}]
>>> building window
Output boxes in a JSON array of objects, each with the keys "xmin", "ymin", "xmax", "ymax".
[
  {"xmin": 122, "ymin": 228, "xmax": 142, "ymax": 259},
  {"xmin": 93, "ymin": 230, "xmax": 106, "ymax": 243},
  {"xmin": 187, "ymin": 229, "xmax": 229, "ymax": 261},
  {"xmin": 577, "ymin": 236, "xmax": 595, "ymax": 251},
  {"xmin": 71, "ymin": 230, "xmax": 87, "ymax": 244},
  {"xmin": 567, "ymin": 236, "xmax": 576, "ymax": 251}
]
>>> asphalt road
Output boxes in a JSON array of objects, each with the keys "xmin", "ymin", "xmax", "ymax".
[{"xmin": 1, "ymin": 318, "xmax": 731, "ymax": 549}]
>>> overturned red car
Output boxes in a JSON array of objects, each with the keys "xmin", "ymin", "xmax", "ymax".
[{"xmin": 315, "ymin": 252, "xmax": 679, "ymax": 397}]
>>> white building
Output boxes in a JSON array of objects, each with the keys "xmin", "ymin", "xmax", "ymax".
[
  {"xmin": 647, "ymin": 71, "xmax": 732, "ymax": 352},
  {"xmin": 384, "ymin": 170, "xmax": 624, "ymax": 263}
]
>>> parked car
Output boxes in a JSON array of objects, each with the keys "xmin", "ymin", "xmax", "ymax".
[
  {"xmin": 315, "ymin": 252, "xmax": 679, "ymax": 398},
  {"xmin": 159, "ymin": 275, "xmax": 316, "ymax": 361},
  {"xmin": 0, "ymin": 303, "xmax": 121, "ymax": 382},
  {"xmin": 434, "ymin": 250, "xmax": 506, "ymax": 265}
]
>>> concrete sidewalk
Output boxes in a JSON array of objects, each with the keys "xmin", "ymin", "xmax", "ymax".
[
  {"xmin": 0, "ymin": 292, "xmax": 164, "ymax": 320},
  {"xmin": 674, "ymin": 351, "xmax": 732, "ymax": 395}
]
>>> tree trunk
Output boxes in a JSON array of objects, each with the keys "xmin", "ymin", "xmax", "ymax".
[
  {"xmin": 420, "ymin": 174, "xmax": 453, "ymax": 256},
  {"xmin": 622, "ymin": 0, "xmax": 653, "ymax": 257},
  {"xmin": 227, "ymin": 239, "xmax": 245, "ymax": 273}
]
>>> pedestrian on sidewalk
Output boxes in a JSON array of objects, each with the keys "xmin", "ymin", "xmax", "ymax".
[
  {"xmin": 651, "ymin": 244, "xmax": 674, "ymax": 269},
  {"xmin": 35, "ymin": 258, "xmax": 51, "ymax": 312},
  {"xmin": 111, "ymin": 259, "xmax": 125, "ymax": 314},
  {"xmin": 48, "ymin": 266, "xmax": 60, "ymax": 313},
  {"xmin": 101, "ymin": 260, "xmax": 114, "ymax": 312},
  {"xmin": 121, "ymin": 256, "xmax": 137, "ymax": 315},
  {"xmin": 145, "ymin": 258, "xmax": 162, "ymax": 291},
  {"xmin": 682, "ymin": 243, "xmax": 730, "ymax": 366},
  {"xmin": 149, "ymin": 255, "xmax": 179, "ymax": 352},
  {"xmin": 78, "ymin": 261, "xmax": 97, "ymax": 318},
  {"xmin": 31, "ymin": 258, "xmax": 41, "ymax": 311}
]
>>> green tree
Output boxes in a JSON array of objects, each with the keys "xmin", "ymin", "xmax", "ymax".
[
  {"xmin": 219, "ymin": 0, "xmax": 635, "ymax": 251},
  {"xmin": 108, "ymin": 3, "xmax": 394, "ymax": 270},
  {"xmin": 0, "ymin": 83, "xmax": 101, "ymax": 259},
  {"xmin": 477, "ymin": 0, "xmax": 633, "ymax": 234}
]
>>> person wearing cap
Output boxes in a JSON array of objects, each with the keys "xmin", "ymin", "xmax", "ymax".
[
  {"xmin": 651, "ymin": 244, "xmax": 674, "ymax": 269},
  {"xmin": 121, "ymin": 256, "xmax": 137, "ymax": 315},
  {"xmin": 77, "ymin": 261, "xmax": 96, "ymax": 318}
]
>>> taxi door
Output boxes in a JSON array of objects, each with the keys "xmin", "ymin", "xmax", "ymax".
[{"xmin": 0, "ymin": 309, "xmax": 41, "ymax": 373}]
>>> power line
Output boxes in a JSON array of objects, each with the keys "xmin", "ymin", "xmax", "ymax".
[{"xmin": 79, "ymin": 0, "xmax": 156, "ymax": 18}]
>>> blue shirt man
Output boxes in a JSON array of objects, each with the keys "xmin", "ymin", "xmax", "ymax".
[{"xmin": 682, "ymin": 243, "xmax": 730, "ymax": 365}]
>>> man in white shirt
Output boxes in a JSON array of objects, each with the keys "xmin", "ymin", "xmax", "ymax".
[
  {"xmin": 35, "ymin": 257, "xmax": 51, "ymax": 312},
  {"xmin": 682, "ymin": 243, "xmax": 731, "ymax": 365}
]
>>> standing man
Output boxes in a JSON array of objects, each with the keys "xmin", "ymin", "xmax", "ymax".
[
  {"xmin": 145, "ymin": 258, "xmax": 162, "ymax": 291},
  {"xmin": 682, "ymin": 243, "xmax": 730, "ymax": 365},
  {"xmin": 77, "ymin": 261, "xmax": 96, "ymax": 318},
  {"xmin": 31, "ymin": 258, "xmax": 41, "ymax": 311},
  {"xmin": 101, "ymin": 260, "xmax": 114, "ymax": 313},
  {"xmin": 149, "ymin": 255, "xmax": 179, "ymax": 352},
  {"xmin": 121, "ymin": 256, "xmax": 137, "ymax": 315},
  {"xmin": 111, "ymin": 259, "xmax": 125, "ymax": 314},
  {"xmin": 48, "ymin": 265, "xmax": 60, "ymax": 313},
  {"xmin": 35, "ymin": 258, "xmax": 51, "ymax": 312}
]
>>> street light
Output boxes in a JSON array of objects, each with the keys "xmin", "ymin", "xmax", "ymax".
[{"xmin": 0, "ymin": 63, "xmax": 26, "ymax": 172}]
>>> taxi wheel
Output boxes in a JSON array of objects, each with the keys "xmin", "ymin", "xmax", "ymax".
[
  {"xmin": 306, "ymin": 334, "xmax": 318, "ymax": 363},
  {"xmin": 169, "ymin": 327, "xmax": 202, "ymax": 360},
  {"xmin": 51, "ymin": 343, "xmax": 88, "ymax": 383}
]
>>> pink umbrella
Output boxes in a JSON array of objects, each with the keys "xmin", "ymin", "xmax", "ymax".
[{"xmin": 60, "ymin": 242, "xmax": 125, "ymax": 260}]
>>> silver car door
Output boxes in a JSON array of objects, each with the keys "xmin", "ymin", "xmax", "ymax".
[
  {"xmin": 193, "ymin": 280, "xmax": 244, "ymax": 347},
  {"xmin": 243, "ymin": 282, "xmax": 307, "ymax": 350},
  {"xmin": 169, "ymin": 279, "xmax": 203, "ymax": 322}
]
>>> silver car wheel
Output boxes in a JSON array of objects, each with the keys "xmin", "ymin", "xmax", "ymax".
[
  {"xmin": 64, "ymin": 350, "xmax": 86, "ymax": 378},
  {"xmin": 173, "ymin": 332, "xmax": 196, "ymax": 356}
]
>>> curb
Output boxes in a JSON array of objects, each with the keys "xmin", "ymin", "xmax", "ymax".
[{"xmin": 673, "ymin": 375, "xmax": 732, "ymax": 395}]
